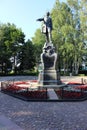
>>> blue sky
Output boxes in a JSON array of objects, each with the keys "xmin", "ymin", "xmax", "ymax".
[{"xmin": 0, "ymin": 0, "xmax": 66, "ymax": 41}]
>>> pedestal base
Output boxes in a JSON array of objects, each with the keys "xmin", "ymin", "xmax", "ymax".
[{"xmin": 38, "ymin": 70, "xmax": 61, "ymax": 85}]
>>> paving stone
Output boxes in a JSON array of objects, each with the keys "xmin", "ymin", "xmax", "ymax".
[
  {"xmin": 0, "ymin": 115, "xmax": 23, "ymax": 130},
  {"xmin": 47, "ymin": 88, "xmax": 58, "ymax": 99}
]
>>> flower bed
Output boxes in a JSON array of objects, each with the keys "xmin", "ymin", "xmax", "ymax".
[
  {"xmin": 1, "ymin": 80, "xmax": 87, "ymax": 101},
  {"xmin": 55, "ymin": 89, "xmax": 84, "ymax": 99},
  {"xmin": 67, "ymin": 82, "xmax": 84, "ymax": 85},
  {"xmin": 14, "ymin": 81, "xmax": 29, "ymax": 85},
  {"xmin": 75, "ymin": 85, "xmax": 87, "ymax": 91},
  {"xmin": 17, "ymin": 90, "xmax": 47, "ymax": 99},
  {"xmin": 1, "ymin": 80, "xmax": 48, "ymax": 100},
  {"xmin": 3, "ymin": 84, "xmax": 26, "ymax": 92},
  {"xmin": 55, "ymin": 82, "xmax": 87, "ymax": 100}
]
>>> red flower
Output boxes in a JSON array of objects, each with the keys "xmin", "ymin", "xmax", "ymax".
[
  {"xmin": 56, "ymin": 90, "xmax": 83, "ymax": 99},
  {"xmin": 68, "ymin": 82, "xmax": 83, "ymax": 85},
  {"xmin": 75, "ymin": 85, "xmax": 87, "ymax": 90},
  {"xmin": 30, "ymin": 80, "xmax": 37, "ymax": 82},
  {"xmin": 14, "ymin": 81, "xmax": 29, "ymax": 85}
]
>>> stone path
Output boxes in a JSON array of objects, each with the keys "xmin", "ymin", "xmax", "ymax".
[
  {"xmin": 0, "ymin": 76, "xmax": 87, "ymax": 130},
  {"xmin": 0, "ymin": 115, "xmax": 23, "ymax": 130},
  {"xmin": 47, "ymin": 88, "xmax": 58, "ymax": 100}
]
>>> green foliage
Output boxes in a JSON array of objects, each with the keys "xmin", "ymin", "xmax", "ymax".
[
  {"xmin": 32, "ymin": 29, "xmax": 45, "ymax": 62},
  {"xmin": 0, "ymin": 23, "xmax": 25, "ymax": 74},
  {"xmin": 51, "ymin": 0, "xmax": 75, "ymax": 74},
  {"xmin": 32, "ymin": 29, "xmax": 45, "ymax": 45},
  {"xmin": 20, "ymin": 40, "xmax": 36, "ymax": 71},
  {"xmin": 46, "ymin": 0, "xmax": 87, "ymax": 75}
]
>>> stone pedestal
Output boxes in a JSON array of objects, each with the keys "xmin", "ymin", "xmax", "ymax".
[
  {"xmin": 38, "ymin": 42, "xmax": 61, "ymax": 85},
  {"xmin": 38, "ymin": 70, "xmax": 61, "ymax": 85}
]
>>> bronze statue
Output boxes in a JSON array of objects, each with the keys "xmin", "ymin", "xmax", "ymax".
[{"xmin": 37, "ymin": 12, "xmax": 53, "ymax": 43}]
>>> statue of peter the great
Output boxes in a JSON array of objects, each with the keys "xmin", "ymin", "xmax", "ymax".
[{"xmin": 37, "ymin": 12, "xmax": 53, "ymax": 43}]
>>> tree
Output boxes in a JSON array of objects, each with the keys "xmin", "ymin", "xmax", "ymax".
[
  {"xmin": 0, "ymin": 23, "xmax": 25, "ymax": 74},
  {"xmin": 80, "ymin": 0, "xmax": 87, "ymax": 46},
  {"xmin": 20, "ymin": 39, "xmax": 36, "ymax": 71},
  {"xmin": 32, "ymin": 29, "xmax": 45, "ymax": 63},
  {"xmin": 51, "ymin": 0, "xmax": 75, "ymax": 74},
  {"xmin": 67, "ymin": 0, "xmax": 87, "ymax": 74},
  {"xmin": 49, "ymin": 0, "xmax": 87, "ymax": 75}
]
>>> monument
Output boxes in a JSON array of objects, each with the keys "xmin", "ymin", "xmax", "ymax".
[
  {"xmin": 37, "ymin": 12, "xmax": 61, "ymax": 85},
  {"xmin": 37, "ymin": 12, "xmax": 52, "ymax": 43}
]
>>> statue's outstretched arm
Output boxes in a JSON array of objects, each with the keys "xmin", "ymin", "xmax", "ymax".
[{"xmin": 36, "ymin": 18, "xmax": 44, "ymax": 22}]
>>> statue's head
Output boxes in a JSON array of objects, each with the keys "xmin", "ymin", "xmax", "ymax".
[{"xmin": 46, "ymin": 12, "xmax": 50, "ymax": 16}]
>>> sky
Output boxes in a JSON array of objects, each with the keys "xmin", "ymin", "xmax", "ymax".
[{"xmin": 0, "ymin": 0, "xmax": 66, "ymax": 41}]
